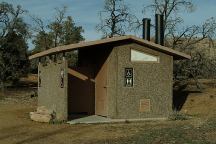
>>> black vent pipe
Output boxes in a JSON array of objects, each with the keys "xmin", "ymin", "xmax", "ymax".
[
  {"xmin": 142, "ymin": 18, "xmax": 151, "ymax": 41},
  {"xmin": 155, "ymin": 14, "xmax": 164, "ymax": 46}
]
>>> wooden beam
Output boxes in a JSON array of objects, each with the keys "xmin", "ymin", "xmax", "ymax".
[{"xmin": 68, "ymin": 68, "xmax": 88, "ymax": 81}]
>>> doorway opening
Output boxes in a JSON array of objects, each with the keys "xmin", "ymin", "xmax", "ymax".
[{"xmin": 67, "ymin": 46, "xmax": 113, "ymax": 120}]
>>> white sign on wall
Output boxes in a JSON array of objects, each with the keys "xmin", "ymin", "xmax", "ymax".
[{"xmin": 125, "ymin": 68, "xmax": 133, "ymax": 87}]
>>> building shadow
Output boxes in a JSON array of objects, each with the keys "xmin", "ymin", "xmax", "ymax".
[{"xmin": 172, "ymin": 83, "xmax": 201, "ymax": 111}]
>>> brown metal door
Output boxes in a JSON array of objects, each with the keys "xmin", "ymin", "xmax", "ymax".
[{"xmin": 95, "ymin": 61, "xmax": 108, "ymax": 116}]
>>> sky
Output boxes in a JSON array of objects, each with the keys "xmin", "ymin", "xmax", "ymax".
[{"xmin": 1, "ymin": 0, "xmax": 216, "ymax": 49}]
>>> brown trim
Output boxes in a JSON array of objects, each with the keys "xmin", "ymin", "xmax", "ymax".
[
  {"xmin": 29, "ymin": 35, "xmax": 191, "ymax": 60},
  {"xmin": 130, "ymin": 36, "xmax": 191, "ymax": 60},
  {"xmin": 68, "ymin": 68, "xmax": 88, "ymax": 81},
  {"xmin": 95, "ymin": 59, "xmax": 108, "ymax": 116}
]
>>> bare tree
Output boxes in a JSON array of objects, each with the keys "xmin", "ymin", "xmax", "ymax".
[
  {"xmin": 130, "ymin": 0, "xmax": 194, "ymax": 37},
  {"xmin": 131, "ymin": 0, "xmax": 216, "ymax": 89},
  {"xmin": 31, "ymin": 16, "xmax": 51, "ymax": 50},
  {"xmin": 30, "ymin": 6, "xmax": 84, "ymax": 70},
  {"xmin": 167, "ymin": 17, "xmax": 216, "ymax": 51},
  {"xmin": 31, "ymin": 6, "xmax": 84, "ymax": 52},
  {"xmin": 144, "ymin": 0, "xmax": 194, "ymax": 31},
  {"xmin": 30, "ymin": 15, "xmax": 47, "ymax": 34},
  {"xmin": 96, "ymin": 0, "xmax": 133, "ymax": 38},
  {"xmin": 135, "ymin": 0, "xmax": 216, "ymax": 51}
]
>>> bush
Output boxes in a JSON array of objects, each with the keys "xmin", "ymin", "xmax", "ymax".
[{"xmin": 169, "ymin": 111, "xmax": 190, "ymax": 121}]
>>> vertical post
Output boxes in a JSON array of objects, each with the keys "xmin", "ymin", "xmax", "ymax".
[
  {"xmin": 62, "ymin": 52, "xmax": 66, "ymax": 61},
  {"xmin": 61, "ymin": 52, "xmax": 66, "ymax": 88},
  {"xmin": 48, "ymin": 55, "xmax": 52, "ymax": 63},
  {"xmin": 38, "ymin": 58, "xmax": 41, "ymax": 88},
  {"xmin": 53, "ymin": 54, "xmax": 57, "ymax": 62}
]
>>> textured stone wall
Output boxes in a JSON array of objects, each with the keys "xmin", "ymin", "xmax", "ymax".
[
  {"xmin": 107, "ymin": 48, "xmax": 118, "ymax": 118},
  {"xmin": 38, "ymin": 60, "xmax": 68, "ymax": 121},
  {"xmin": 37, "ymin": 42, "xmax": 173, "ymax": 120},
  {"xmin": 107, "ymin": 43, "xmax": 173, "ymax": 119}
]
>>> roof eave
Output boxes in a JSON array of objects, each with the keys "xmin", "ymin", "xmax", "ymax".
[
  {"xmin": 29, "ymin": 35, "xmax": 191, "ymax": 60},
  {"xmin": 128, "ymin": 36, "xmax": 191, "ymax": 60}
]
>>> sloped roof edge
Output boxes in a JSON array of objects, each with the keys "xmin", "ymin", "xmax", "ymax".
[{"xmin": 29, "ymin": 35, "xmax": 191, "ymax": 60}]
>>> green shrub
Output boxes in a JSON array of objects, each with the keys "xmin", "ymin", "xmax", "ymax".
[{"xmin": 169, "ymin": 111, "xmax": 190, "ymax": 121}]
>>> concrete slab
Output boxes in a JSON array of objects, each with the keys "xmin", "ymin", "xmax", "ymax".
[
  {"xmin": 67, "ymin": 115, "xmax": 112, "ymax": 124},
  {"xmin": 67, "ymin": 115, "xmax": 168, "ymax": 125}
]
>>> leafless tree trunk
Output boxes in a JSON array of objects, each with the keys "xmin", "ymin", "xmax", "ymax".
[
  {"xmin": 96, "ymin": 0, "xmax": 134, "ymax": 38},
  {"xmin": 31, "ymin": 16, "xmax": 50, "ymax": 50},
  {"xmin": 52, "ymin": 6, "xmax": 66, "ymax": 47},
  {"xmin": 130, "ymin": 0, "xmax": 216, "ymax": 90}
]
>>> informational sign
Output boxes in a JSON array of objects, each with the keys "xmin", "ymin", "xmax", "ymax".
[
  {"xmin": 139, "ymin": 99, "xmax": 151, "ymax": 112},
  {"xmin": 125, "ymin": 68, "xmax": 133, "ymax": 87}
]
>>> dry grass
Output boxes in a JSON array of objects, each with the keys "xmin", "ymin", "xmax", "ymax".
[
  {"xmin": 0, "ymin": 78, "xmax": 215, "ymax": 144},
  {"xmin": 181, "ymin": 87, "xmax": 216, "ymax": 117}
]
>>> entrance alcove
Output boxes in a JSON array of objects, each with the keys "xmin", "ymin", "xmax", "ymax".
[{"xmin": 67, "ymin": 45, "xmax": 113, "ymax": 120}]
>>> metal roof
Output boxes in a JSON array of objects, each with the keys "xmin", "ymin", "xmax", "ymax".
[{"xmin": 29, "ymin": 35, "xmax": 191, "ymax": 60}]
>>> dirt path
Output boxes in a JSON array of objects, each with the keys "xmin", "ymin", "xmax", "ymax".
[
  {"xmin": 0, "ymin": 101, "xmax": 144, "ymax": 144},
  {"xmin": 0, "ymin": 86, "xmax": 215, "ymax": 144}
]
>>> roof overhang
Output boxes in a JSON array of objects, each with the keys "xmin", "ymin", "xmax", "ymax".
[{"xmin": 29, "ymin": 35, "xmax": 191, "ymax": 60}]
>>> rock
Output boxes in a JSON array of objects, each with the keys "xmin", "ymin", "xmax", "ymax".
[
  {"xmin": 30, "ymin": 112, "xmax": 52, "ymax": 123},
  {"xmin": 29, "ymin": 112, "xmax": 35, "ymax": 115},
  {"xmin": 30, "ymin": 106, "xmax": 54, "ymax": 123},
  {"xmin": 37, "ymin": 106, "xmax": 53, "ymax": 115}
]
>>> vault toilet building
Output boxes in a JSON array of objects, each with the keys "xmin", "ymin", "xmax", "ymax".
[{"xmin": 29, "ymin": 15, "xmax": 191, "ymax": 121}]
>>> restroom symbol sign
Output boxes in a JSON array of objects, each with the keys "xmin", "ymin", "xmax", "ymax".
[{"xmin": 125, "ymin": 68, "xmax": 133, "ymax": 87}]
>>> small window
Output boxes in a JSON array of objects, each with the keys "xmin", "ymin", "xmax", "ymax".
[{"xmin": 131, "ymin": 49, "xmax": 159, "ymax": 62}]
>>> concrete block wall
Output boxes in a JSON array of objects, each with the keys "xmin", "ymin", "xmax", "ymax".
[
  {"xmin": 38, "ymin": 60, "xmax": 68, "ymax": 121},
  {"xmin": 107, "ymin": 43, "xmax": 173, "ymax": 119}
]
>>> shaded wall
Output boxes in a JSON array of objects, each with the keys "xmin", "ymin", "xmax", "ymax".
[
  {"xmin": 38, "ymin": 60, "xmax": 68, "ymax": 121},
  {"xmin": 67, "ymin": 46, "xmax": 113, "ymax": 116},
  {"xmin": 67, "ymin": 67, "xmax": 95, "ymax": 115},
  {"xmin": 107, "ymin": 43, "xmax": 173, "ymax": 119}
]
